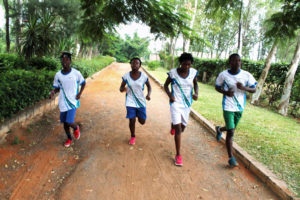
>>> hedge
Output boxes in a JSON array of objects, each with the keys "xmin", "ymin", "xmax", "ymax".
[
  {"xmin": 159, "ymin": 56, "xmax": 299, "ymax": 117},
  {"xmin": 0, "ymin": 54, "xmax": 115, "ymax": 121}
]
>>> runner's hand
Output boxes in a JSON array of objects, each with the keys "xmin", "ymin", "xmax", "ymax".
[
  {"xmin": 225, "ymin": 88, "xmax": 234, "ymax": 97},
  {"xmin": 146, "ymin": 95, "xmax": 151, "ymax": 101},
  {"xmin": 169, "ymin": 96, "xmax": 175, "ymax": 103},
  {"xmin": 237, "ymin": 82, "xmax": 245, "ymax": 90},
  {"xmin": 49, "ymin": 90, "xmax": 55, "ymax": 99},
  {"xmin": 76, "ymin": 93, "xmax": 81, "ymax": 100},
  {"xmin": 192, "ymin": 94, "xmax": 198, "ymax": 101}
]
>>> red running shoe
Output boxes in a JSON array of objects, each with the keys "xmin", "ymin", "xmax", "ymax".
[
  {"xmin": 175, "ymin": 155, "xmax": 183, "ymax": 166},
  {"xmin": 64, "ymin": 139, "xmax": 72, "ymax": 148},
  {"xmin": 73, "ymin": 125, "xmax": 80, "ymax": 140},
  {"xmin": 170, "ymin": 128, "xmax": 175, "ymax": 135},
  {"xmin": 129, "ymin": 137, "xmax": 136, "ymax": 145}
]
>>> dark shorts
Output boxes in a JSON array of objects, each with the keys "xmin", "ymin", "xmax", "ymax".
[
  {"xmin": 126, "ymin": 106, "xmax": 147, "ymax": 120},
  {"xmin": 223, "ymin": 110, "xmax": 243, "ymax": 130},
  {"xmin": 60, "ymin": 108, "xmax": 76, "ymax": 123}
]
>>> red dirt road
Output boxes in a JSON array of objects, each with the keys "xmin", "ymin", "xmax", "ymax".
[{"xmin": 0, "ymin": 63, "xmax": 278, "ymax": 200}]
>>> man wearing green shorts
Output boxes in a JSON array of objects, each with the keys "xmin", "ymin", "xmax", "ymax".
[{"xmin": 215, "ymin": 53, "xmax": 257, "ymax": 167}]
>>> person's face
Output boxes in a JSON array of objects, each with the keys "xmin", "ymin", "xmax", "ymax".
[
  {"xmin": 230, "ymin": 56, "xmax": 241, "ymax": 70},
  {"xmin": 131, "ymin": 59, "xmax": 141, "ymax": 71},
  {"xmin": 61, "ymin": 55, "xmax": 71, "ymax": 68},
  {"xmin": 180, "ymin": 60, "xmax": 192, "ymax": 71}
]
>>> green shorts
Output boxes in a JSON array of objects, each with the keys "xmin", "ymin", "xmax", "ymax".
[{"xmin": 223, "ymin": 111, "xmax": 243, "ymax": 130}]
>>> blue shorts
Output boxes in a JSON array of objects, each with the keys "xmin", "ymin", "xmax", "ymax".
[
  {"xmin": 126, "ymin": 106, "xmax": 147, "ymax": 120},
  {"xmin": 60, "ymin": 108, "xmax": 76, "ymax": 123}
]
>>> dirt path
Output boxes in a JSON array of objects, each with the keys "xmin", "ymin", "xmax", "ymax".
[{"xmin": 0, "ymin": 63, "xmax": 278, "ymax": 200}]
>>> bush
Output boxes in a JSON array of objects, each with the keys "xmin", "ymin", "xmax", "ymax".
[
  {"xmin": 0, "ymin": 69, "xmax": 55, "ymax": 120},
  {"xmin": 0, "ymin": 54, "xmax": 115, "ymax": 121},
  {"xmin": 147, "ymin": 60, "xmax": 161, "ymax": 70},
  {"xmin": 73, "ymin": 56, "xmax": 115, "ymax": 78}
]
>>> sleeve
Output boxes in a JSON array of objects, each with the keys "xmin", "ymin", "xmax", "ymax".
[
  {"xmin": 167, "ymin": 70, "xmax": 173, "ymax": 79},
  {"xmin": 52, "ymin": 73, "xmax": 60, "ymax": 89},
  {"xmin": 122, "ymin": 73, "xmax": 127, "ymax": 82},
  {"xmin": 144, "ymin": 73, "xmax": 149, "ymax": 83},
  {"xmin": 193, "ymin": 69, "xmax": 199, "ymax": 79},
  {"xmin": 215, "ymin": 72, "xmax": 224, "ymax": 89},
  {"xmin": 248, "ymin": 73, "xmax": 257, "ymax": 88},
  {"xmin": 77, "ymin": 70, "xmax": 85, "ymax": 85}
]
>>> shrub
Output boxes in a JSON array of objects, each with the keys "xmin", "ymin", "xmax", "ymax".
[{"xmin": 147, "ymin": 60, "xmax": 161, "ymax": 70}]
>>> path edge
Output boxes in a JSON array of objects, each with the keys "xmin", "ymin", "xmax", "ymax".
[
  {"xmin": 142, "ymin": 66, "xmax": 298, "ymax": 200},
  {"xmin": 0, "ymin": 62, "xmax": 116, "ymax": 145}
]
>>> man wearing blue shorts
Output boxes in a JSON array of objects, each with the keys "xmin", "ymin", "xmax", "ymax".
[
  {"xmin": 50, "ymin": 52, "xmax": 86, "ymax": 147},
  {"xmin": 120, "ymin": 58, "xmax": 151, "ymax": 145}
]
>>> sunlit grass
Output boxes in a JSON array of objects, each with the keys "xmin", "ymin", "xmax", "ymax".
[{"xmin": 145, "ymin": 66, "xmax": 300, "ymax": 196}]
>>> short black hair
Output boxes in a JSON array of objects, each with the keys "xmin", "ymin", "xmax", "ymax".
[
  {"xmin": 179, "ymin": 52, "xmax": 193, "ymax": 64},
  {"xmin": 60, "ymin": 52, "xmax": 72, "ymax": 60},
  {"xmin": 228, "ymin": 53, "xmax": 240, "ymax": 63},
  {"xmin": 130, "ymin": 57, "xmax": 142, "ymax": 66}
]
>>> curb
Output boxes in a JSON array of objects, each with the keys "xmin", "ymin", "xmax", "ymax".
[
  {"xmin": 0, "ymin": 62, "xmax": 116, "ymax": 144},
  {"xmin": 142, "ymin": 66, "xmax": 298, "ymax": 200}
]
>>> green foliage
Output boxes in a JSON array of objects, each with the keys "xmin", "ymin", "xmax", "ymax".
[
  {"xmin": 192, "ymin": 57, "xmax": 300, "ymax": 116},
  {"xmin": 73, "ymin": 56, "xmax": 115, "ymax": 78},
  {"xmin": 99, "ymin": 32, "xmax": 150, "ymax": 63},
  {"xmin": 79, "ymin": 0, "xmax": 190, "ymax": 41},
  {"xmin": 0, "ymin": 69, "xmax": 55, "ymax": 120},
  {"xmin": 147, "ymin": 60, "xmax": 161, "ymax": 70},
  {"xmin": 0, "ymin": 54, "xmax": 114, "ymax": 120}
]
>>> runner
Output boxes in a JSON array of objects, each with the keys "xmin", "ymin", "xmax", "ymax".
[
  {"xmin": 119, "ymin": 57, "xmax": 152, "ymax": 145},
  {"xmin": 50, "ymin": 52, "xmax": 86, "ymax": 147},
  {"xmin": 164, "ymin": 52, "xmax": 199, "ymax": 166},
  {"xmin": 215, "ymin": 53, "xmax": 257, "ymax": 167}
]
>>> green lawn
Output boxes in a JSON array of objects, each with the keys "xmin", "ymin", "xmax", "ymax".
[{"xmin": 145, "ymin": 66, "xmax": 300, "ymax": 196}]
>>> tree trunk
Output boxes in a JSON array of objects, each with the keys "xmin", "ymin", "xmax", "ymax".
[
  {"xmin": 14, "ymin": 0, "xmax": 22, "ymax": 52},
  {"xmin": 237, "ymin": 0, "xmax": 243, "ymax": 55},
  {"xmin": 3, "ymin": 0, "xmax": 10, "ymax": 52},
  {"xmin": 251, "ymin": 40, "xmax": 278, "ymax": 104},
  {"xmin": 185, "ymin": 0, "xmax": 198, "ymax": 52},
  {"xmin": 278, "ymin": 33, "xmax": 300, "ymax": 116},
  {"xmin": 202, "ymin": 71, "xmax": 207, "ymax": 83}
]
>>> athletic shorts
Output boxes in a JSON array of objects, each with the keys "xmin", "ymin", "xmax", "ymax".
[
  {"xmin": 223, "ymin": 110, "xmax": 243, "ymax": 130},
  {"xmin": 60, "ymin": 108, "xmax": 76, "ymax": 123},
  {"xmin": 170, "ymin": 103, "xmax": 191, "ymax": 126},
  {"xmin": 126, "ymin": 106, "xmax": 147, "ymax": 120}
]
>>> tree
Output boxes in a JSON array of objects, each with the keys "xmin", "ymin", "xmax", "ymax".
[
  {"xmin": 79, "ymin": 0, "xmax": 190, "ymax": 41},
  {"xmin": 3, "ymin": 0, "xmax": 10, "ymax": 52},
  {"xmin": 278, "ymin": 33, "xmax": 300, "ymax": 115},
  {"xmin": 252, "ymin": 0, "xmax": 300, "ymax": 108}
]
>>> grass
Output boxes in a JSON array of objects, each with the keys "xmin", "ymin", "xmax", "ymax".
[{"xmin": 145, "ymin": 66, "xmax": 300, "ymax": 196}]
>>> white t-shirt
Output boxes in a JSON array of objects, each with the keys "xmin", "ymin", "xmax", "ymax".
[
  {"xmin": 215, "ymin": 69, "xmax": 257, "ymax": 112},
  {"xmin": 53, "ymin": 68, "xmax": 85, "ymax": 112},
  {"xmin": 168, "ymin": 68, "xmax": 198, "ymax": 108},
  {"xmin": 122, "ymin": 71, "xmax": 149, "ymax": 108}
]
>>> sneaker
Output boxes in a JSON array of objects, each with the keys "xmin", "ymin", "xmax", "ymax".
[
  {"xmin": 64, "ymin": 139, "xmax": 72, "ymax": 148},
  {"xmin": 228, "ymin": 157, "xmax": 238, "ymax": 167},
  {"xmin": 175, "ymin": 155, "xmax": 183, "ymax": 166},
  {"xmin": 170, "ymin": 128, "xmax": 175, "ymax": 135},
  {"xmin": 129, "ymin": 137, "xmax": 136, "ymax": 145},
  {"xmin": 73, "ymin": 125, "xmax": 80, "ymax": 140},
  {"xmin": 215, "ymin": 126, "xmax": 222, "ymax": 142}
]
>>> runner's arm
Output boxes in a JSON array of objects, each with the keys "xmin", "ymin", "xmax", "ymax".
[
  {"xmin": 76, "ymin": 82, "xmax": 86, "ymax": 100},
  {"xmin": 237, "ymin": 82, "xmax": 256, "ymax": 93},
  {"xmin": 145, "ymin": 80, "xmax": 151, "ymax": 100},
  {"xmin": 49, "ymin": 88, "xmax": 60, "ymax": 99},
  {"xmin": 193, "ymin": 76, "xmax": 199, "ymax": 100},
  {"xmin": 215, "ymin": 86, "xmax": 234, "ymax": 97},
  {"xmin": 164, "ymin": 76, "xmax": 175, "ymax": 102},
  {"xmin": 120, "ymin": 80, "xmax": 127, "ymax": 92}
]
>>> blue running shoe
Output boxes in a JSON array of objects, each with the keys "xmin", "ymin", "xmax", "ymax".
[
  {"xmin": 215, "ymin": 126, "xmax": 222, "ymax": 142},
  {"xmin": 228, "ymin": 157, "xmax": 238, "ymax": 167}
]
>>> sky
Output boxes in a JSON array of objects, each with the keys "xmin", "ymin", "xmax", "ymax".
[{"xmin": 0, "ymin": 6, "xmax": 4, "ymax": 29}]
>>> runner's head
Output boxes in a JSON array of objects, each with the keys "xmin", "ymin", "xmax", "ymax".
[
  {"xmin": 130, "ymin": 57, "xmax": 142, "ymax": 71},
  {"xmin": 179, "ymin": 52, "xmax": 193, "ymax": 71},
  {"xmin": 228, "ymin": 53, "xmax": 241, "ymax": 71},
  {"xmin": 60, "ymin": 52, "xmax": 72, "ymax": 69}
]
